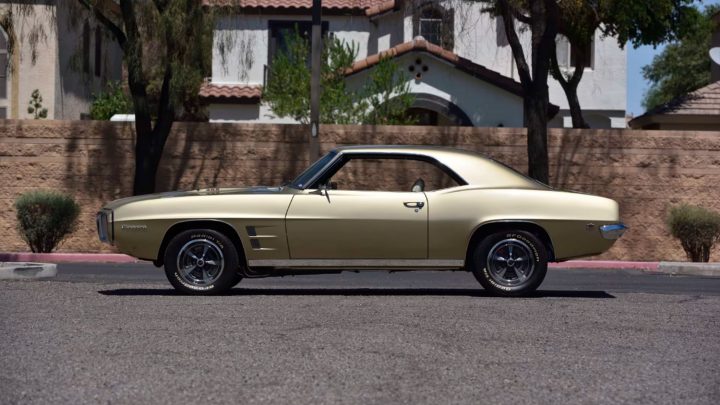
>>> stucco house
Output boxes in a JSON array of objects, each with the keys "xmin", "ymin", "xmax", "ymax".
[
  {"xmin": 629, "ymin": 10, "xmax": 720, "ymax": 131},
  {"xmin": 0, "ymin": 1, "xmax": 122, "ymax": 120},
  {"xmin": 201, "ymin": 0, "xmax": 627, "ymax": 128}
]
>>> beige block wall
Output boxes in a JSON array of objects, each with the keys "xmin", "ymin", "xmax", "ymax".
[{"xmin": 1, "ymin": 119, "xmax": 719, "ymax": 261}]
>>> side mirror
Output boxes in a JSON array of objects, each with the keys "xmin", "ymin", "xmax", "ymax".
[{"xmin": 329, "ymin": 181, "xmax": 338, "ymax": 190}]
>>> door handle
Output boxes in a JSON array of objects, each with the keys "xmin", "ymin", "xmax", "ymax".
[{"xmin": 403, "ymin": 201, "xmax": 425, "ymax": 209}]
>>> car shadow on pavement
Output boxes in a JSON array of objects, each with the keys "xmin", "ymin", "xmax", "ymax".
[{"xmin": 98, "ymin": 288, "xmax": 615, "ymax": 299}]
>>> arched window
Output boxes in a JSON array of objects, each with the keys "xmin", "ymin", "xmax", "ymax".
[
  {"xmin": 83, "ymin": 22, "xmax": 90, "ymax": 74},
  {"xmin": 413, "ymin": 4, "xmax": 454, "ymax": 50},
  {"xmin": 94, "ymin": 26, "xmax": 102, "ymax": 77}
]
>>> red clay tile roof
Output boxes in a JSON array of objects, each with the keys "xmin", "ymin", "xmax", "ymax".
[
  {"xmin": 199, "ymin": 82, "xmax": 263, "ymax": 102},
  {"xmin": 629, "ymin": 81, "xmax": 720, "ymax": 128},
  {"xmin": 202, "ymin": 0, "xmax": 396, "ymax": 16},
  {"xmin": 347, "ymin": 38, "xmax": 525, "ymax": 98},
  {"xmin": 346, "ymin": 38, "xmax": 559, "ymax": 117}
]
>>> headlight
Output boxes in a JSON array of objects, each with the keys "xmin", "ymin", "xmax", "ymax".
[{"xmin": 96, "ymin": 209, "xmax": 114, "ymax": 244}]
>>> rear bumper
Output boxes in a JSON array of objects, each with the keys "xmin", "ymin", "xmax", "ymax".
[{"xmin": 600, "ymin": 223, "xmax": 627, "ymax": 240}]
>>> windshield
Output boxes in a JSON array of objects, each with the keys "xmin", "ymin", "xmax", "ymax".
[{"xmin": 289, "ymin": 151, "xmax": 337, "ymax": 189}]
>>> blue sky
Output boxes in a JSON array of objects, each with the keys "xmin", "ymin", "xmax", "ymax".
[{"xmin": 627, "ymin": 0, "xmax": 720, "ymax": 116}]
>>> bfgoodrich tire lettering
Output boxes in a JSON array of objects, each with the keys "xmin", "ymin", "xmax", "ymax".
[
  {"xmin": 163, "ymin": 229, "xmax": 242, "ymax": 295},
  {"xmin": 470, "ymin": 230, "xmax": 548, "ymax": 296}
]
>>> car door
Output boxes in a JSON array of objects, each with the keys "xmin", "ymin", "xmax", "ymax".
[{"xmin": 285, "ymin": 189, "xmax": 428, "ymax": 259}]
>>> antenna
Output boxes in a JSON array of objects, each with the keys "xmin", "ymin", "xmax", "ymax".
[{"xmin": 711, "ymin": 47, "xmax": 720, "ymax": 65}]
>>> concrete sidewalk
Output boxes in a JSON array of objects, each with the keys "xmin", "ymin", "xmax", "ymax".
[{"xmin": 0, "ymin": 262, "xmax": 57, "ymax": 280}]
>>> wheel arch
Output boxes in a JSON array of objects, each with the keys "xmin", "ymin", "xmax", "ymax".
[
  {"xmin": 465, "ymin": 221, "xmax": 556, "ymax": 266},
  {"xmin": 155, "ymin": 220, "xmax": 247, "ymax": 267}
]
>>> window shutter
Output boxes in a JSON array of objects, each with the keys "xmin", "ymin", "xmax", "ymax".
[
  {"xmin": 83, "ymin": 23, "xmax": 90, "ymax": 74},
  {"xmin": 95, "ymin": 27, "xmax": 102, "ymax": 77}
]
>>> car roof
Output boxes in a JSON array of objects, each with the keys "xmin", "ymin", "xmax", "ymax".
[{"xmin": 332, "ymin": 145, "xmax": 546, "ymax": 189}]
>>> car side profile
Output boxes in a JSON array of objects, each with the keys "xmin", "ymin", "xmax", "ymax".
[{"xmin": 97, "ymin": 145, "xmax": 626, "ymax": 296}]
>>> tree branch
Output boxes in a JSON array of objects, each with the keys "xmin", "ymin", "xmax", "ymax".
[
  {"xmin": 119, "ymin": 0, "xmax": 152, "ymax": 135},
  {"xmin": 76, "ymin": 0, "xmax": 127, "ymax": 48},
  {"xmin": 497, "ymin": 0, "xmax": 532, "ymax": 87},
  {"xmin": 508, "ymin": 3, "xmax": 532, "ymax": 25}
]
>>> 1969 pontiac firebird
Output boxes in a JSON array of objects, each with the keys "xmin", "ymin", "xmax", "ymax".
[{"xmin": 97, "ymin": 145, "xmax": 626, "ymax": 296}]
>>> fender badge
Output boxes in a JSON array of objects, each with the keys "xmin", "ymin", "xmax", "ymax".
[{"xmin": 121, "ymin": 225, "xmax": 148, "ymax": 231}]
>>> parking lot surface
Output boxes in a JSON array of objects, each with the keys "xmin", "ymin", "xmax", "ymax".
[{"xmin": 1, "ymin": 268, "xmax": 719, "ymax": 404}]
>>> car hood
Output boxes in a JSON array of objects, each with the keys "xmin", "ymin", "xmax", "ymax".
[{"xmin": 102, "ymin": 186, "xmax": 290, "ymax": 210}]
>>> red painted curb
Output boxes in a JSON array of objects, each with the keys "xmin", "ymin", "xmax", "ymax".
[
  {"xmin": 0, "ymin": 253, "xmax": 141, "ymax": 263},
  {"xmin": 0, "ymin": 252, "xmax": 659, "ymax": 269},
  {"xmin": 550, "ymin": 261, "xmax": 659, "ymax": 270}
]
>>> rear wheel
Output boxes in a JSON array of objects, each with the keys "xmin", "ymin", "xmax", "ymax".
[
  {"xmin": 163, "ymin": 229, "xmax": 242, "ymax": 295},
  {"xmin": 470, "ymin": 230, "xmax": 548, "ymax": 296}
]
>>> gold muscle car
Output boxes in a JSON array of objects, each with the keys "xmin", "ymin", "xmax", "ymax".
[{"xmin": 97, "ymin": 145, "xmax": 626, "ymax": 296}]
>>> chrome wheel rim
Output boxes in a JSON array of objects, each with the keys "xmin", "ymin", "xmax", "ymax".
[
  {"xmin": 486, "ymin": 238, "xmax": 535, "ymax": 287},
  {"xmin": 176, "ymin": 239, "xmax": 224, "ymax": 286}
]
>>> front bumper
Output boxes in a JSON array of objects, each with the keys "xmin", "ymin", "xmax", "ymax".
[{"xmin": 600, "ymin": 223, "xmax": 627, "ymax": 240}]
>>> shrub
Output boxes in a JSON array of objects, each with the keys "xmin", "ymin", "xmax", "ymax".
[
  {"xmin": 90, "ymin": 81, "xmax": 132, "ymax": 120},
  {"xmin": 15, "ymin": 190, "xmax": 81, "ymax": 253},
  {"xmin": 666, "ymin": 204, "xmax": 720, "ymax": 262},
  {"xmin": 27, "ymin": 89, "xmax": 48, "ymax": 119}
]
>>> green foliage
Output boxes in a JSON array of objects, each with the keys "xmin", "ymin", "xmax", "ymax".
[
  {"xmin": 90, "ymin": 81, "xmax": 132, "ymax": 120},
  {"xmin": 27, "ymin": 89, "xmax": 48, "ymax": 119},
  {"xmin": 363, "ymin": 58, "xmax": 417, "ymax": 125},
  {"xmin": 598, "ymin": 0, "xmax": 699, "ymax": 48},
  {"xmin": 263, "ymin": 30, "xmax": 414, "ymax": 125},
  {"xmin": 642, "ymin": 5, "xmax": 719, "ymax": 110},
  {"xmin": 667, "ymin": 204, "xmax": 720, "ymax": 262},
  {"xmin": 15, "ymin": 190, "xmax": 81, "ymax": 253}
]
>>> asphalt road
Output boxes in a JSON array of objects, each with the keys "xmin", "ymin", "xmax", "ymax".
[{"xmin": 1, "ymin": 265, "xmax": 719, "ymax": 404}]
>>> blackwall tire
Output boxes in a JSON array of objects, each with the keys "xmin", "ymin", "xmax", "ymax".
[
  {"xmin": 470, "ymin": 230, "xmax": 548, "ymax": 297},
  {"xmin": 163, "ymin": 229, "xmax": 242, "ymax": 295}
]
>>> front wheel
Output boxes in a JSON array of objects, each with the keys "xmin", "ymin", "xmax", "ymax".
[
  {"xmin": 163, "ymin": 229, "xmax": 242, "ymax": 295},
  {"xmin": 470, "ymin": 230, "xmax": 548, "ymax": 296}
]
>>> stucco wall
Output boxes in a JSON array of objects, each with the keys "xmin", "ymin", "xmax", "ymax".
[
  {"xmin": 213, "ymin": 14, "xmax": 374, "ymax": 86},
  {"xmin": 1, "ymin": 120, "xmax": 718, "ymax": 261},
  {"xmin": 212, "ymin": 5, "xmax": 626, "ymax": 127},
  {"xmin": 0, "ymin": 1, "xmax": 122, "ymax": 120},
  {"xmin": 345, "ymin": 52, "xmax": 525, "ymax": 127}
]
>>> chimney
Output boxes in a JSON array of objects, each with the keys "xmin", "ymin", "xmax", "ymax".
[{"xmin": 713, "ymin": 11, "xmax": 720, "ymax": 82}]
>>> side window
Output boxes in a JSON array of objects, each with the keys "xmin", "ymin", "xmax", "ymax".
[
  {"xmin": 329, "ymin": 158, "xmax": 460, "ymax": 192},
  {"xmin": 267, "ymin": 20, "xmax": 329, "ymax": 67},
  {"xmin": 413, "ymin": 4, "xmax": 454, "ymax": 51},
  {"xmin": 556, "ymin": 35, "xmax": 594, "ymax": 69}
]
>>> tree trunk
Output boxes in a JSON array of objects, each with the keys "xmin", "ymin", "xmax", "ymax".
[
  {"xmin": 496, "ymin": 0, "xmax": 556, "ymax": 185},
  {"xmin": 524, "ymin": 93, "xmax": 550, "ymax": 183},
  {"xmin": 565, "ymin": 85, "xmax": 589, "ymax": 128},
  {"xmin": 132, "ymin": 126, "xmax": 172, "ymax": 195},
  {"xmin": 79, "ymin": 0, "xmax": 177, "ymax": 196},
  {"xmin": 550, "ymin": 38, "xmax": 590, "ymax": 129}
]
